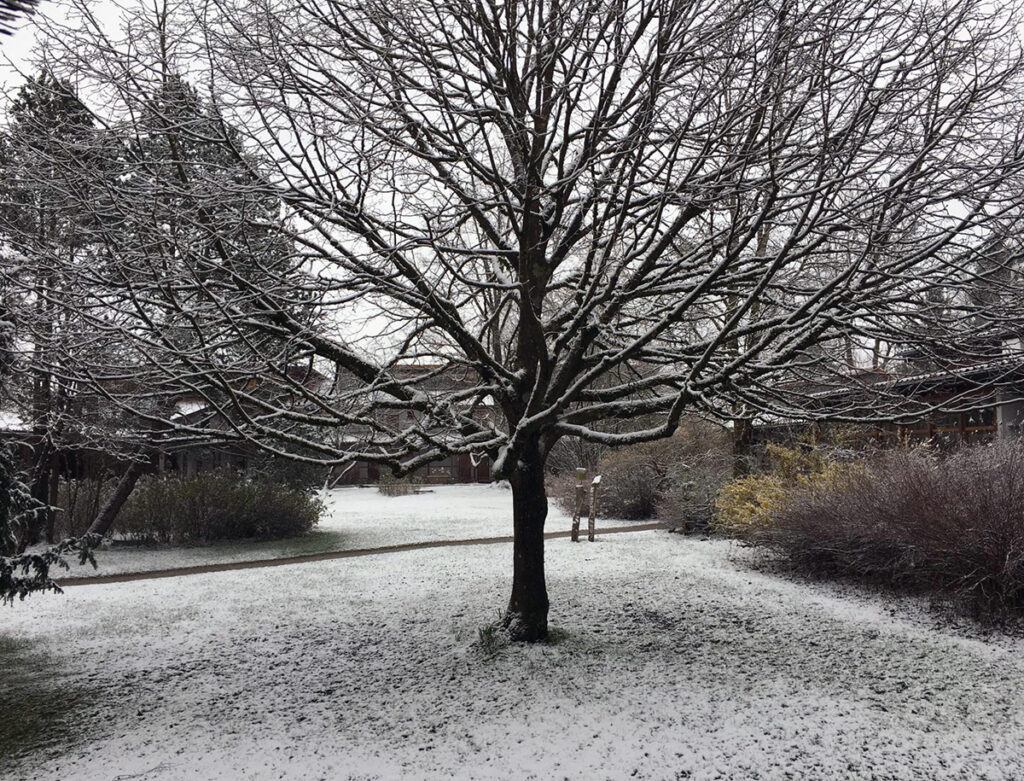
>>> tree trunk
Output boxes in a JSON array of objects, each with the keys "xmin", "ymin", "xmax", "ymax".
[
  {"xmin": 44, "ymin": 453, "xmax": 59, "ymax": 544},
  {"xmin": 504, "ymin": 454, "xmax": 550, "ymax": 642},
  {"xmin": 732, "ymin": 418, "xmax": 754, "ymax": 478},
  {"xmin": 88, "ymin": 460, "xmax": 145, "ymax": 537},
  {"xmin": 22, "ymin": 437, "xmax": 56, "ymax": 549}
]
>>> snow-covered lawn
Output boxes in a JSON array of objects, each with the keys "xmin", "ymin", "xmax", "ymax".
[
  {"xmin": 3, "ymin": 497, "xmax": 1023, "ymax": 779},
  {"xmin": 56, "ymin": 484, "xmax": 557, "ymax": 578}
]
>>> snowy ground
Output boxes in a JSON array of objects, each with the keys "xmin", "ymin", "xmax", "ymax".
[
  {"xmin": 54, "ymin": 484, "xmax": 548, "ymax": 578},
  {"xmin": 3, "ymin": 488, "xmax": 1023, "ymax": 780}
]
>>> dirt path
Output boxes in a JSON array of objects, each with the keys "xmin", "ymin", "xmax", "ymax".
[{"xmin": 56, "ymin": 522, "xmax": 665, "ymax": 587}]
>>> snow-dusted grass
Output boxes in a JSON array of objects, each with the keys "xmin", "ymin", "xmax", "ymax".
[
  {"xmin": 57, "ymin": 483, "xmax": 558, "ymax": 578},
  {"xmin": 4, "ymin": 525, "xmax": 1024, "ymax": 779}
]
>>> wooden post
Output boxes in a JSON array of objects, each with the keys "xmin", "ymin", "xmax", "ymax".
[
  {"xmin": 570, "ymin": 467, "xmax": 586, "ymax": 542},
  {"xmin": 588, "ymin": 475, "xmax": 601, "ymax": 542}
]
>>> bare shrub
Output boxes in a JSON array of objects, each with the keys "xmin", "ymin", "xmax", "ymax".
[
  {"xmin": 550, "ymin": 419, "xmax": 729, "ymax": 522},
  {"xmin": 596, "ymin": 446, "xmax": 665, "ymax": 519},
  {"xmin": 760, "ymin": 441, "xmax": 1024, "ymax": 620},
  {"xmin": 655, "ymin": 435, "xmax": 732, "ymax": 532},
  {"xmin": 545, "ymin": 437, "xmax": 608, "ymax": 476},
  {"xmin": 54, "ymin": 477, "xmax": 114, "ymax": 538},
  {"xmin": 377, "ymin": 473, "xmax": 420, "ymax": 497}
]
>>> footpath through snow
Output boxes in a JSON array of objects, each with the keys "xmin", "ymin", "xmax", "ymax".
[
  {"xmin": 3, "ymin": 487, "xmax": 1024, "ymax": 779},
  {"xmin": 56, "ymin": 522, "xmax": 662, "ymax": 586}
]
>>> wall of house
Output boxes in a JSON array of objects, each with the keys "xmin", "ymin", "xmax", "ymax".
[{"xmin": 998, "ymin": 398, "xmax": 1024, "ymax": 438}]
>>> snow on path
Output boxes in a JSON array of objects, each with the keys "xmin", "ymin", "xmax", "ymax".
[
  {"xmin": 58, "ymin": 484, "xmax": 578, "ymax": 579},
  {"xmin": 57, "ymin": 523, "xmax": 662, "ymax": 586},
  {"xmin": 3, "ymin": 532, "xmax": 1023, "ymax": 780}
]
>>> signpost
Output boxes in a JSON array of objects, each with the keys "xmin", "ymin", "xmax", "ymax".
[{"xmin": 571, "ymin": 469, "xmax": 601, "ymax": 543}]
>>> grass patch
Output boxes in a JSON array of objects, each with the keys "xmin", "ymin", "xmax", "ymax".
[
  {"xmin": 474, "ymin": 619, "xmax": 510, "ymax": 658},
  {"xmin": 0, "ymin": 635, "xmax": 97, "ymax": 764},
  {"xmin": 545, "ymin": 627, "xmax": 571, "ymax": 645}
]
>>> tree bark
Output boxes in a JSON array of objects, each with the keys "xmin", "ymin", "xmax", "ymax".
[
  {"xmin": 44, "ymin": 452, "xmax": 59, "ymax": 544},
  {"xmin": 505, "ymin": 454, "xmax": 550, "ymax": 642},
  {"xmin": 732, "ymin": 418, "xmax": 754, "ymax": 478},
  {"xmin": 21, "ymin": 436, "xmax": 56, "ymax": 550},
  {"xmin": 87, "ymin": 460, "xmax": 145, "ymax": 537}
]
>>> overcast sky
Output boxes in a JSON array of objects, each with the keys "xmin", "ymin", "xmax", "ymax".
[
  {"xmin": 0, "ymin": 0, "xmax": 83, "ymax": 92},
  {"xmin": 1, "ymin": 4, "xmax": 52, "ymax": 90}
]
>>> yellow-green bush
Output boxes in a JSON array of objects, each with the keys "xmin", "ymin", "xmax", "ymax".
[
  {"xmin": 714, "ymin": 442, "xmax": 861, "ymax": 539},
  {"xmin": 713, "ymin": 474, "xmax": 789, "ymax": 539}
]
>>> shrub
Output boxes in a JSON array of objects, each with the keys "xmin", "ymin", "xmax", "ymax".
[
  {"xmin": 712, "ymin": 439, "xmax": 860, "ymax": 538},
  {"xmin": 759, "ymin": 441, "xmax": 1024, "ymax": 620},
  {"xmin": 114, "ymin": 471, "xmax": 323, "ymax": 544},
  {"xmin": 713, "ymin": 474, "xmax": 789, "ymax": 539},
  {"xmin": 656, "ymin": 453, "xmax": 732, "ymax": 533},
  {"xmin": 377, "ymin": 481, "xmax": 416, "ymax": 497},
  {"xmin": 376, "ymin": 472, "xmax": 422, "ymax": 497},
  {"xmin": 593, "ymin": 445, "xmax": 665, "ymax": 519},
  {"xmin": 549, "ymin": 419, "xmax": 730, "ymax": 521}
]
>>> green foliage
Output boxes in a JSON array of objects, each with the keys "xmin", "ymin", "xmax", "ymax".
[
  {"xmin": 1, "ymin": 443, "xmax": 99, "ymax": 604},
  {"xmin": 114, "ymin": 470, "xmax": 323, "ymax": 544},
  {"xmin": 0, "ymin": 71, "xmax": 97, "ymax": 244},
  {"xmin": 8, "ymin": 72, "xmax": 92, "ymax": 142},
  {"xmin": 0, "ymin": 443, "xmax": 44, "ymax": 556},
  {"xmin": 474, "ymin": 618, "xmax": 510, "ymax": 659},
  {"xmin": 1, "ymin": 536, "xmax": 97, "ymax": 606}
]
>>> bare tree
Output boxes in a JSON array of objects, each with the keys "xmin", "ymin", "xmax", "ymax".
[
  {"xmin": 0, "ymin": 0, "xmax": 37, "ymax": 37},
  {"xmin": 14, "ymin": 0, "xmax": 1024, "ymax": 639}
]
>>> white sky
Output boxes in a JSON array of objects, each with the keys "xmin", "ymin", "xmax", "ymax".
[
  {"xmin": 0, "ymin": 4, "xmax": 52, "ymax": 87},
  {"xmin": 0, "ymin": 2, "xmax": 64, "ymax": 92},
  {"xmin": 0, "ymin": 0, "xmax": 119, "ymax": 92}
]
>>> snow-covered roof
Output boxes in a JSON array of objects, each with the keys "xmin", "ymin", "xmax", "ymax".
[
  {"xmin": 0, "ymin": 407, "xmax": 28, "ymax": 433},
  {"xmin": 170, "ymin": 400, "xmax": 208, "ymax": 420}
]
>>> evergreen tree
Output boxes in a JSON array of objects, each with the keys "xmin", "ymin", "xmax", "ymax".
[
  {"xmin": 81, "ymin": 74, "xmax": 320, "ymax": 436},
  {"xmin": 0, "ymin": 72, "xmax": 99, "ymax": 544},
  {"xmin": 0, "ymin": 195, "xmax": 96, "ymax": 603}
]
